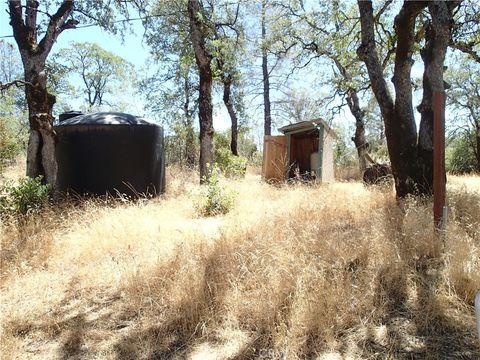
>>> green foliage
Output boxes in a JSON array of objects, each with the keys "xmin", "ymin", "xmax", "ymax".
[
  {"xmin": 215, "ymin": 148, "xmax": 247, "ymax": 178},
  {"xmin": 0, "ymin": 41, "xmax": 28, "ymax": 170},
  {"xmin": 0, "ymin": 117, "xmax": 22, "ymax": 172},
  {"xmin": 446, "ymin": 131, "xmax": 478, "ymax": 174},
  {"xmin": 51, "ymin": 42, "xmax": 133, "ymax": 109},
  {"xmin": 332, "ymin": 124, "xmax": 357, "ymax": 167},
  {"xmin": 163, "ymin": 119, "xmax": 198, "ymax": 166},
  {"xmin": 196, "ymin": 165, "xmax": 235, "ymax": 216},
  {"xmin": 0, "ymin": 176, "xmax": 51, "ymax": 215},
  {"xmin": 214, "ymin": 131, "xmax": 251, "ymax": 178}
]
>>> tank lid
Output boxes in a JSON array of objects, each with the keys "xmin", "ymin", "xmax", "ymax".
[
  {"xmin": 59, "ymin": 110, "xmax": 84, "ymax": 122},
  {"xmin": 56, "ymin": 112, "xmax": 156, "ymax": 126}
]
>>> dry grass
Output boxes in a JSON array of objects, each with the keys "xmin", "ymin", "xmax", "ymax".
[
  {"xmin": 1, "ymin": 166, "xmax": 479, "ymax": 359},
  {"xmin": 0, "ymin": 156, "xmax": 26, "ymax": 182}
]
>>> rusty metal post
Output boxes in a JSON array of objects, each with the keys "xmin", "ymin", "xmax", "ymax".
[{"xmin": 433, "ymin": 91, "xmax": 446, "ymax": 230}]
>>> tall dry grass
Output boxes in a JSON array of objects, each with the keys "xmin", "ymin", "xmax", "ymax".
[{"xmin": 1, "ymin": 168, "xmax": 479, "ymax": 359}]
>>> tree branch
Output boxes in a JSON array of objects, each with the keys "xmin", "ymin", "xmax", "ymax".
[
  {"xmin": 0, "ymin": 79, "xmax": 32, "ymax": 92},
  {"xmin": 38, "ymin": 0, "xmax": 75, "ymax": 57},
  {"xmin": 357, "ymin": 0, "xmax": 394, "ymax": 117},
  {"xmin": 449, "ymin": 40, "xmax": 480, "ymax": 63}
]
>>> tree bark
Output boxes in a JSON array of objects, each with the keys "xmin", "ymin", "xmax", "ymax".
[
  {"xmin": 475, "ymin": 122, "xmax": 480, "ymax": 172},
  {"xmin": 331, "ymin": 58, "xmax": 369, "ymax": 171},
  {"xmin": 222, "ymin": 74, "xmax": 239, "ymax": 156},
  {"xmin": 357, "ymin": 0, "xmax": 430, "ymax": 197},
  {"xmin": 188, "ymin": 0, "xmax": 214, "ymax": 183},
  {"xmin": 261, "ymin": 0, "xmax": 272, "ymax": 137},
  {"xmin": 183, "ymin": 75, "xmax": 196, "ymax": 167},
  {"xmin": 418, "ymin": 2, "xmax": 454, "ymax": 190},
  {"xmin": 24, "ymin": 62, "xmax": 57, "ymax": 185},
  {"xmin": 9, "ymin": 0, "xmax": 75, "ymax": 191},
  {"xmin": 348, "ymin": 94, "xmax": 369, "ymax": 172}
]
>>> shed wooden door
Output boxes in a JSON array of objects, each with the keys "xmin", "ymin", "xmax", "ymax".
[{"xmin": 262, "ymin": 136, "xmax": 287, "ymax": 181}]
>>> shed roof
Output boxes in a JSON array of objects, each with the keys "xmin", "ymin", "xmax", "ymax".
[{"xmin": 278, "ymin": 118, "xmax": 337, "ymax": 138}]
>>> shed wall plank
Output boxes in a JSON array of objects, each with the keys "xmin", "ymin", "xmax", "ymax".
[{"xmin": 262, "ymin": 136, "xmax": 287, "ymax": 181}]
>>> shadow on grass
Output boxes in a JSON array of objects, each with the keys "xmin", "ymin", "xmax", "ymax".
[
  {"xmin": 7, "ymin": 192, "xmax": 479, "ymax": 359},
  {"xmin": 356, "ymin": 199, "xmax": 480, "ymax": 359}
]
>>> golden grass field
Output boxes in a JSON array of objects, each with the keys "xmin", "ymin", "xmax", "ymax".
[{"xmin": 1, "ymin": 163, "xmax": 479, "ymax": 359}]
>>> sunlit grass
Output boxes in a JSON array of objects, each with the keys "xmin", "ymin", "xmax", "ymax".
[{"xmin": 1, "ymin": 166, "xmax": 479, "ymax": 359}]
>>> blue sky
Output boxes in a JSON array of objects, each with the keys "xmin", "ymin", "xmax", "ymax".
[
  {"xmin": 0, "ymin": 3, "xmax": 149, "ymax": 68},
  {"xmin": 0, "ymin": 2, "xmax": 236, "ymax": 131}
]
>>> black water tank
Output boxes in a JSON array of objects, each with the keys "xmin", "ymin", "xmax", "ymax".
[{"xmin": 54, "ymin": 112, "xmax": 165, "ymax": 197}]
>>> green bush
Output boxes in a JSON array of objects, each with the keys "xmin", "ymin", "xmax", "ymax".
[
  {"xmin": 197, "ymin": 166, "xmax": 235, "ymax": 216},
  {"xmin": 215, "ymin": 148, "xmax": 247, "ymax": 178},
  {"xmin": 213, "ymin": 128, "xmax": 258, "ymax": 173},
  {"xmin": 0, "ymin": 118, "xmax": 22, "ymax": 172},
  {"xmin": 0, "ymin": 176, "xmax": 51, "ymax": 215},
  {"xmin": 446, "ymin": 131, "xmax": 478, "ymax": 174}
]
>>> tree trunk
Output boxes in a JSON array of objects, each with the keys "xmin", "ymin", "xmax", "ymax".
[
  {"xmin": 351, "ymin": 120, "xmax": 369, "ymax": 172},
  {"xmin": 222, "ymin": 75, "xmax": 239, "ymax": 156},
  {"xmin": 9, "ymin": 0, "xmax": 76, "ymax": 192},
  {"xmin": 183, "ymin": 75, "xmax": 196, "ymax": 167},
  {"xmin": 476, "ymin": 122, "xmax": 480, "ymax": 172},
  {"xmin": 261, "ymin": 0, "xmax": 272, "ymax": 137},
  {"xmin": 188, "ymin": 0, "xmax": 214, "ymax": 183},
  {"xmin": 357, "ymin": 1, "xmax": 456, "ymax": 197},
  {"xmin": 348, "ymin": 95, "xmax": 369, "ymax": 172},
  {"xmin": 357, "ymin": 1, "xmax": 427, "ymax": 197},
  {"xmin": 330, "ymin": 58, "xmax": 369, "ymax": 171},
  {"xmin": 347, "ymin": 91, "xmax": 369, "ymax": 172},
  {"xmin": 198, "ymin": 72, "xmax": 214, "ymax": 182},
  {"xmin": 24, "ymin": 60, "xmax": 57, "ymax": 189},
  {"xmin": 185, "ymin": 119, "xmax": 196, "ymax": 168},
  {"xmin": 417, "ymin": 25, "xmax": 436, "ymax": 193},
  {"xmin": 418, "ymin": 2, "xmax": 453, "ymax": 190}
]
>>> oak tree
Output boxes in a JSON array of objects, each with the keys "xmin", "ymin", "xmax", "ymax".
[
  {"xmin": 357, "ymin": 0, "xmax": 457, "ymax": 196},
  {"xmin": 8, "ymin": 0, "xmax": 77, "ymax": 189}
]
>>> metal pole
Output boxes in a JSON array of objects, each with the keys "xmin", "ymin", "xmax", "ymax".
[{"xmin": 433, "ymin": 91, "xmax": 446, "ymax": 230}]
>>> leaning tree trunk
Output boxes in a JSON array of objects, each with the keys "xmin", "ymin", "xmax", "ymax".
[
  {"xmin": 222, "ymin": 75, "xmax": 239, "ymax": 156},
  {"xmin": 188, "ymin": 0, "xmax": 214, "ymax": 183}
]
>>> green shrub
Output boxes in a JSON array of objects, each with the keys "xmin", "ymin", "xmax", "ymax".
[
  {"xmin": 196, "ymin": 165, "xmax": 235, "ymax": 216},
  {"xmin": 215, "ymin": 148, "xmax": 247, "ymax": 178},
  {"xmin": 446, "ymin": 131, "xmax": 477, "ymax": 174},
  {"xmin": 0, "ymin": 176, "xmax": 51, "ymax": 215},
  {"xmin": 0, "ymin": 118, "xmax": 22, "ymax": 172}
]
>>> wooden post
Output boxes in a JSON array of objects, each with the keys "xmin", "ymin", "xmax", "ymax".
[{"xmin": 433, "ymin": 91, "xmax": 446, "ymax": 230}]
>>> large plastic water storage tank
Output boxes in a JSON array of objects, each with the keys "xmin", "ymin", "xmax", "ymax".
[{"xmin": 54, "ymin": 112, "xmax": 165, "ymax": 197}]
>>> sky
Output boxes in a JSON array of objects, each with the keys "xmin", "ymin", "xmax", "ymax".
[
  {"xmin": 0, "ymin": 2, "xmax": 235, "ymax": 132},
  {"xmin": 0, "ymin": 1, "xmax": 428, "ymax": 143}
]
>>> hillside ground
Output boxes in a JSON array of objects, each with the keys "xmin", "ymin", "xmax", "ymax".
[{"xmin": 1, "ymin": 162, "xmax": 479, "ymax": 359}]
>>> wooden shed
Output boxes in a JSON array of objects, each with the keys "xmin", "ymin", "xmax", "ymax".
[{"xmin": 262, "ymin": 119, "xmax": 336, "ymax": 182}]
